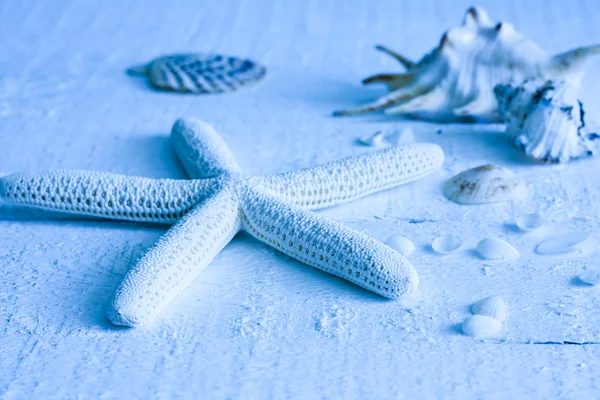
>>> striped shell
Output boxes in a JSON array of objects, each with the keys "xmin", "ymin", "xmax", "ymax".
[
  {"xmin": 471, "ymin": 295, "xmax": 507, "ymax": 322},
  {"xmin": 128, "ymin": 53, "xmax": 266, "ymax": 93},
  {"xmin": 476, "ymin": 238, "xmax": 519, "ymax": 260}
]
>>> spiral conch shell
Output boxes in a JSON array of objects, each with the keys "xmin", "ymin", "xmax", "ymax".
[
  {"xmin": 495, "ymin": 80, "xmax": 600, "ymax": 163},
  {"xmin": 333, "ymin": 7, "xmax": 600, "ymax": 121}
]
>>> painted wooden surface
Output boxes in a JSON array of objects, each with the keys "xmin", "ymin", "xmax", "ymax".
[{"xmin": 1, "ymin": 0, "xmax": 599, "ymax": 398}]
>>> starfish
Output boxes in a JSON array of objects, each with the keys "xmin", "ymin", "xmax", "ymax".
[{"xmin": 0, "ymin": 118, "xmax": 444, "ymax": 327}]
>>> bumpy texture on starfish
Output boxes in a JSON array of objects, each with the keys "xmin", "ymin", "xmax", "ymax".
[{"xmin": 0, "ymin": 118, "xmax": 444, "ymax": 327}]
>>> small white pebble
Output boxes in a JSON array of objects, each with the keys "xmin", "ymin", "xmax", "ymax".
[
  {"xmin": 431, "ymin": 234, "xmax": 462, "ymax": 254},
  {"xmin": 461, "ymin": 315, "xmax": 502, "ymax": 337},
  {"xmin": 536, "ymin": 232, "xmax": 589, "ymax": 255},
  {"xmin": 579, "ymin": 270, "xmax": 600, "ymax": 285},
  {"xmin": 357, "ymin": 131, "xmax": 386, "ymax": 147},
  {"xmin": 395, "ymin": 128, "xmax": 415, "ymax": 145},
  {"xmin": 386, "ymin": 235, "xmax": 415, "ymax": 256},
  {"xmin": 516, "ymin": 212, "xmax": 545, "ymax": 231}
]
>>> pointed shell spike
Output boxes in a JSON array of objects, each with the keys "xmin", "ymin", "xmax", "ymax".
[
  {"xmin": 362, "ymin": 72, "xmax": 414, "ymax": 91},
  {"xmin": 374, "ymin": 44, "xmax": 416, "ymax": 69},
  {"xmin": 471, "ymin": 296, "xmax": 507, "ymax": 322},
  {"xmin": 462, "ymin": 6, "xmax": 492, "ymax": 28},
  {"xmin": 126, "ymin": 64, "xmax": 150, "ymax": 76},
  {"xmin": 549, "ymin": 45, "xmax": 600, "ymax": 76}
]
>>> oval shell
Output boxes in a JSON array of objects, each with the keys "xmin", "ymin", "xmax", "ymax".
[
  {"xmin": 471, "ymin": 296, "xmax": 507, "ymax": 322},
  {"xmin": 476, "ymin": 238, "xmax": 519, "ymax": 260},
  {"xmin": 516, "ymin": 212, "xmax": 545, "ymax": 231},
  {"xmin": 128, "ymin": 53, "xmax": 266, "ymax": 93},
  {"xmin": 386, "ymin": 235, "xmax": 415, "ymax": 256},
  {"xmin": 462, "ymin": 315, "xmax": 502, "ymax": 337},
  {"xmin": 579, "ymin": 270, "xmax": 600, "ymax": 285},
  {"xmin": 431, "ymin": 234, "xmax": 462, "ymax": 254},
  {"xmin": 444, "ymin": 164, "xmax": 526, "ymax": 205},
  {"xmin": 535, "ymin": 232, "xmax": 589, "ymax": 255}
]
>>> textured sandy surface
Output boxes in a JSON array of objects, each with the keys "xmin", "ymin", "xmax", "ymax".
[{"xmin": 1, "ymin": 0, "xmax": 600, "ymax": 398}]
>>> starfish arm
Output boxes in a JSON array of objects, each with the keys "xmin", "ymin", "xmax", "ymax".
[
  {"xmin": 107, "ymin": 185, "xmax": 241, "ymax": 327},
  {"xmin": 241, "ymin": 189, "xmax": 418, "ymax": 298},
  {"xmin": 251, "ymin": 144, "xmax": 444, "ymax": 210},
  {"xmin": 0, "ymin": 169, "xmax": 216, "ymax": 224},
  {"xmin": 171, "ymin": 118, "xmax": 242, "ymax": 179}
]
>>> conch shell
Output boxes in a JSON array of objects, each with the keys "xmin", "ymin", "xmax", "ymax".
[
  {"xmin": 495, "ymin": 80, "xmax": 600, "ymax": 163},
  {"xmin": 333, "ymin": 6, "xmax": 600, "ymax": 122}
]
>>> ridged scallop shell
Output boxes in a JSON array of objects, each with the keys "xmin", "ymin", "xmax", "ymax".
[
  {"xmin": 386, "ymin": 235, "xmax": 415, "ymax": 256},
  {"xmin": 495, "ymin": 80, "xmax": 600, "ymax": 163},
  {"xmin": 431, "ymin": 234, "xmax": 462, "ymax": 254},
  {"xmin": 516, "ymin": 212, "xmax": 545, "ymax": 231},
  {"xmin": 462, "ymin": 315, "xmax": 502, "ymax": 337},
  {"xmin": 333, "ymin": 6, "xmax": 600, "ymax": 121},
  {"xmin": 471, "ymin": 296, "xmax": 507, "ymax": 322},
  {"xmin": 476, "ymin": 238, "xmax": 519, "ymax": 261},
  {"xmin": 444, "ymin": 164, "xmax": 526, "ymax": 205},
  {"xmin": 536, "ymin": 232, "xmax": 589, "ymax": 254},
  {"xmin": 128, "ymin": 53, "xmax": 266, "ymax": 93}
]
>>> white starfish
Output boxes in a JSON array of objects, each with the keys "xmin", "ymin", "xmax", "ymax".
[{"xmin": 0, "ymin": 118, "xmax": 444, "ymax": 327}]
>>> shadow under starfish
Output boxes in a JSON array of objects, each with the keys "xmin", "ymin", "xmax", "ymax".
[{"xmin": 0, "ymin": 118, "xmax": 444, "ymax": 327}]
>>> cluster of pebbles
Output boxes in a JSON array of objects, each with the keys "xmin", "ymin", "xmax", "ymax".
[
  {"xmin": 386, "ymin": 214, "xmax": 589, "ymax": 260},
  {"xmin": 383, "ymin": 163, "xmax": 596, "ymax": 338}
]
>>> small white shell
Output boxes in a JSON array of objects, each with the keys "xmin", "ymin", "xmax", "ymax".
[
  {"xmin": 394, "ymin": 128, "xmax": 415, "ymax": 145},
  {"xmin": 535, "ymin": 232, "xmax": 589, "ymax": 255},
  {"xmin": 128, "ymin": 53, "xmax": 266, "ymax": 93},
  {"xmin": 471, "ymin": 296, "xmax": 507, "ymax": 322},
  {"xmin": 516, "ymin": 212, "xmax": 545, "ymax": 231},
  {"xmin": 386, "ymin": 235, "xmax": 415, "ymax": 256},
  {"xmin": 476, "ymin": 238, "xmax": 519, "ymax": 260},
  {"xmin": 431, "ymin": 234, "xmax": 462, "ymax": 254},
  {"xmin": 462, "ymin": 315, "xmax": 502, "ymax": 337},
  {"xmin": 357, "ymin": 131, "xmax": 386, "ymax": 147},
  {"xmin": 444, "ymin": 164, "xmax": 527, "ymax": 205},
  {"xmin": 579, "ymin": 270, "xmax": 600, "ymax": 285}
]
